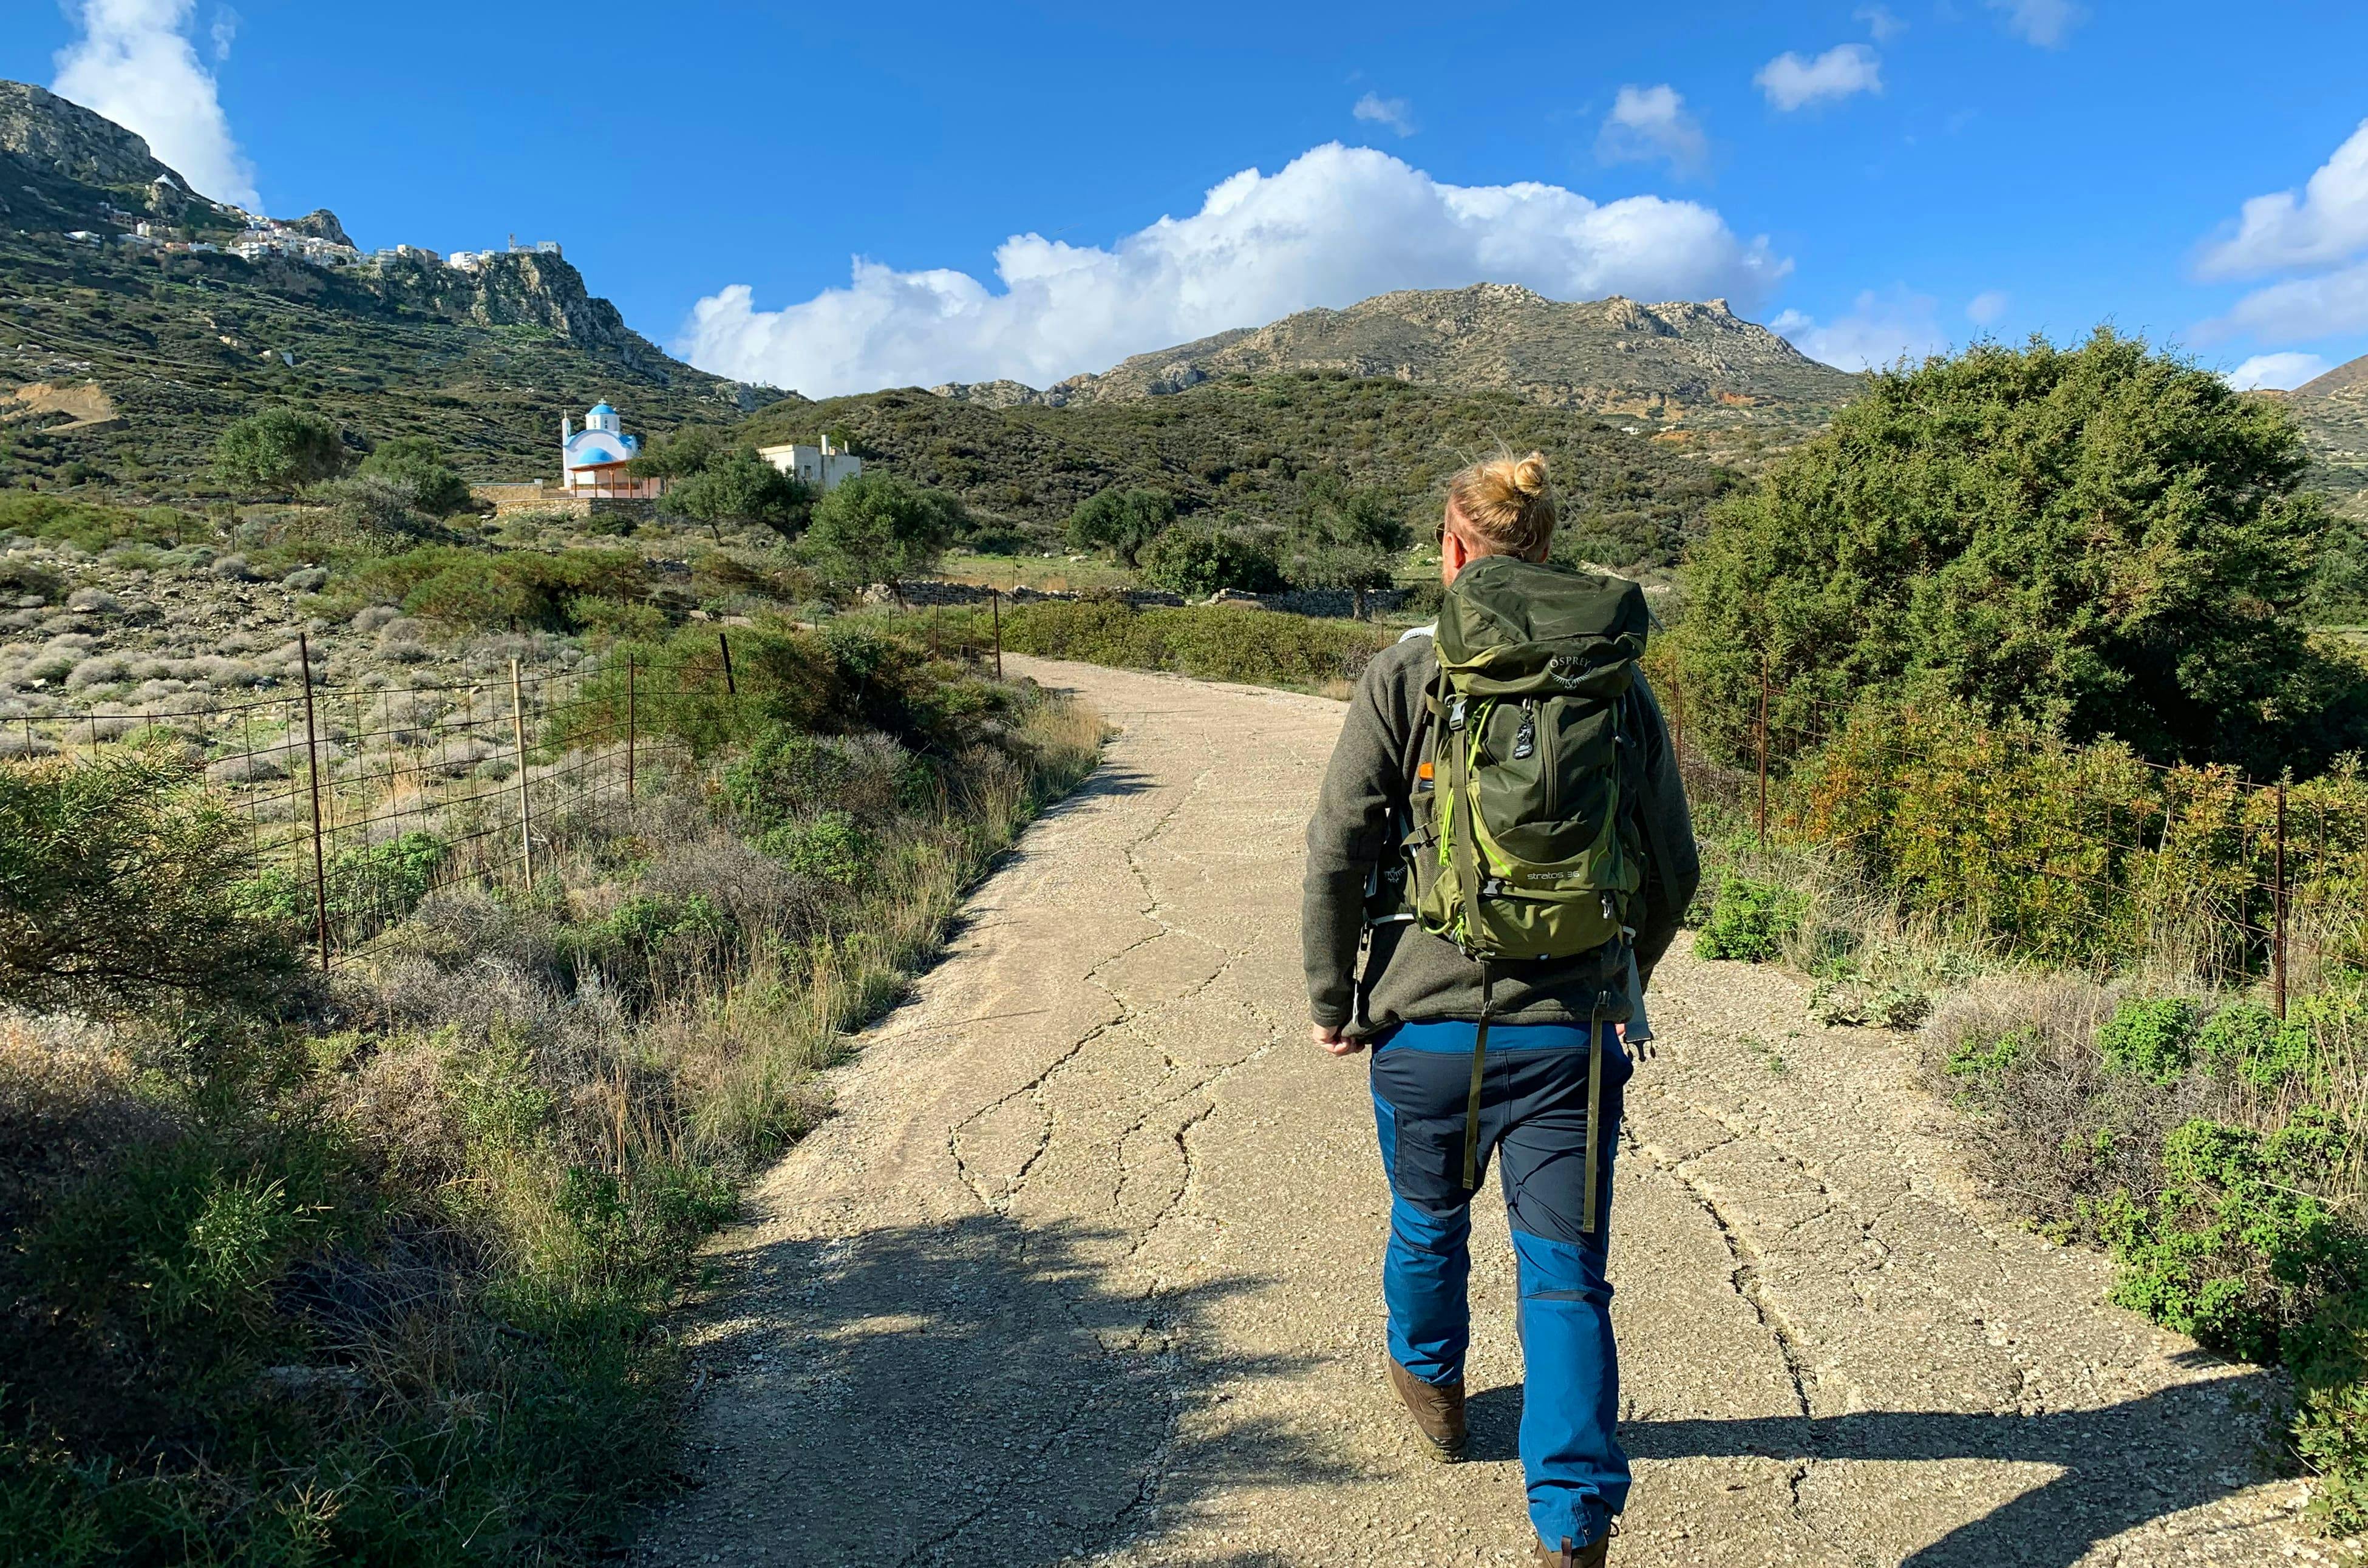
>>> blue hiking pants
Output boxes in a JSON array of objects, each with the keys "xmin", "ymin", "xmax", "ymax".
[{"xmin": 1369, "ymin": 1020, "xmax": 1631, "ymax": 1550}]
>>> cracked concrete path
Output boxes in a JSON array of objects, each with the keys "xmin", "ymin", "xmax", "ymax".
[{"xmin": 633, "ymin": 658, "xmax": 2336, "ymax": 1568}]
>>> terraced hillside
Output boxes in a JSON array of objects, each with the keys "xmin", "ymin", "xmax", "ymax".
[{"xmin": 739, "ymin": 372, "xmax": 1744, "ymax": 574}]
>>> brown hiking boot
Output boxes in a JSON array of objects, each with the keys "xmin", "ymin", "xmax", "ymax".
[
  {"xmin": 1384, "ymin": 1357, "xmax": 1466, "ymax": 1461},
  {"xmin": 1531, "ymin": 1535, "xmax": 1609, "ymax": 1567}
]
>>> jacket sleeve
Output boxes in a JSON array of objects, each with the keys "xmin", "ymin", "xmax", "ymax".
[
  {"xmin": 1630, "ymin": 673, "xmax": 1700, "ymax": 991},
  {"xmin": 1302, "ymin": 656, "xmax": 1409, "ymax": 1028}
]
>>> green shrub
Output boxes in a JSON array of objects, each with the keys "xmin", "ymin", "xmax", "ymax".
[
  {"xmin": 1691, "ymin": 874, "xmax": 1806, "ymax": 963},
  {"xmin": 240, "ymin": 830, "xmax": 449, "ymax": 939},
  {"xmin": 801, "ymin": 472, "xmax": 964, "ymax": 588},
  {"xmin": 1782, "ymin": 697, "xmax": 2368, "ymax": 976},
  {"xmin": 570, "ymin": 593, "xmax": 669, "ymax": 642},
  {"xmin": 2097, "ymin": 997, "xmax": 2201, "ymax": 1085},
  {"xmin": 2197, "ymin": 1001, "xmax": 2318, "ymax": 1089},
  {"xmin": 1944, "ymin": 1026, "xmax": 2032, "ymax": 1086},
  {"xmin": 1672, "ymin": 330, "xmax": 2352, "ymax": 777},
  {"xmin": 2293, "ymin": 1290, "xmax": 2368, "ymax": 1533},
  {"xmin": 995, "ymin": 599, "xmax": 1389, "ymax": 689},
  {"xmin": 0, "ymin": 494, "xmax": 185, "ymax": 554},
  {"xmin": 0, "ymin": 748, "xmax": 294, "ymax": 1014},
  {"xmin": 1139, "ymin": 521, "xmax": 1284, "ymax": 596},
  {"xmin": 214, "ymin": 407, "xmax": 347, "ymax": 495},
  {"xmin": 0, "ymin": 558, "xmax": 62, "ymax": 602},
  {"xmin": 1066, "ymin": 486, "xmax": 1174, "ymax": 566},
  {"xmin": 660, "ymin": 447, "xmax": 811, "ymax": 538},
  {"xmin": 723, "ymin": 728, "xmax": 852, "ymax": 830},
  {"xmin": 355, "ymin": 435, "xmax": 472, "ymax": 516},
  {"xmin": 2098, "ymin": 1110, "xmax": 2364, "ymax": 1362},
  {"xmin": 760, "ymin": 812, "xmax": 873, "ymax": 886},
  {"xmin": 565, "ymin": 894, "xmax": 731, "ymax": 994},
  {"xmin": 349, "ymin": 544, "xmax": 651, "ymax": 632}
]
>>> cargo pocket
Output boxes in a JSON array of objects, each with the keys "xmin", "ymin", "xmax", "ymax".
[{"xmin": 1370, "ymin": 1044, "xmax": 1472, "ymax": 1211}]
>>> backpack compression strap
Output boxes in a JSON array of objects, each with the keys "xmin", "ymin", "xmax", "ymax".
[
  {"xmin": 1582, "ymin": 1000, "xmax": 1607, "ymax": 1235},
  {"xmin": 1463, "ymin": 962, "xmax": 1492, "ymax": 1190}
]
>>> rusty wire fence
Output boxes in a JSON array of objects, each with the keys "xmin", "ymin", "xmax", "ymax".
[
  {"xmin": 1662, "ymin": 664, "xmax": 2366, "ymax": 1015},
  {"xmin": 2, "ymin": 633, "xmax": 752, "ymax": 969}
]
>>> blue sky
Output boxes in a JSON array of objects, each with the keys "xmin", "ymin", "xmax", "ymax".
[{"xmin": 13, "ymin": 1, "xmax": 2368, "ymax": 398}]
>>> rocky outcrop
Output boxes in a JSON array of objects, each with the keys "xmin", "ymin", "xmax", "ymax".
[
  {"xmin": 279, "ymin": 209, "xmax": 353, "ymax": 248},
  {"xmin": 934, "ymin": 283, "xmax": 1862, "ymax": 429},
  {"xmin": 371, "ymin": 251, "xmax": 687, "ymax": 380},
  {"xmin": 0, "ymin": 81, "xmax": 172, "ymax": 188}
]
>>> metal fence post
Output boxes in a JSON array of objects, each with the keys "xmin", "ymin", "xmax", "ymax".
[
  {"xmin": 511, "ymin": 658, "xmax": 532, "ymax": 889},
  {"xmin": 625, "ymin": 652, "xmax": 637, "ymax": 801},
  {"xmin": 2273, "ymin": 778, "xmax": 2289, "ymax": 1020},
  {"xmin": 718, "ymin": 631, "xmax": 737, "ymax": 697},
  {"xmin": 991, "ymin": 587, "xmax": 1004, "ymax": 680},
  {"xmin": 1756, "ymin": 656, "xmax": 1771, "ymax": 854},
  {"xmin": 299, "ymin": 633, "xmax": 330, "ymax": 971}
]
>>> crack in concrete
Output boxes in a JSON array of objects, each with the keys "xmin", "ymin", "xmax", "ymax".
[
  {"xmin": 1625, "ymin": 1127, "xmax": 1817, "ymax": 1424},
  {"xmin": 945, "ymin": 765, "xmax": 1214, "ymax": 1210},
  {"xmin": 931, "ymin": 753, "xmax": 1244, "ymax": 1560}
]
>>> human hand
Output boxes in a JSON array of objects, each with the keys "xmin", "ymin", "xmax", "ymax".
[{"xmin": 1311, "ymin": 1020, "xmax": 1364, "ymax": 1057}]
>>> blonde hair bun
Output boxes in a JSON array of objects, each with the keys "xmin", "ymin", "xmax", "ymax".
[{"xmin": 1446, "ymin": 448, "xmax": 1557, "ymax": 557}]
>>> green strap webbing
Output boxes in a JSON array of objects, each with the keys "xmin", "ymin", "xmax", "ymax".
[
  {"xmin": 1581, "ymin": 1002, "xmax": 1606, "ymax": 1235},
  {"xmin": 1463, "ymin": 962, "xmax": 1492, "ymax": 1190}
]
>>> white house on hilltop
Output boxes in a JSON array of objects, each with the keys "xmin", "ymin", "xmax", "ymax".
[{"xmin": 758, "ymin": 435, "xmax": 862, "ymax": 493}]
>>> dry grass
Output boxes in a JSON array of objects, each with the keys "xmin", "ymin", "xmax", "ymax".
[{"xmin": 0, "ymin": 646, "xmax": 1103, "ymax": 1561}]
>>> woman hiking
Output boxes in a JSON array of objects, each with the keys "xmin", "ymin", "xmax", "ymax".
[{"xmin": 1301, "ymin": 450, "xmax": 1698, "ymax": 1566}]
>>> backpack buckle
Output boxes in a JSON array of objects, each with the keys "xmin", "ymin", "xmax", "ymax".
[{"xmin": 1447, "ymin": 696, "xmax": 1468, "ymax": 730}]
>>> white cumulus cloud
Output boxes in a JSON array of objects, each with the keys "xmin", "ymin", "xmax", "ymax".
[
  {"xmin": 1990, "ymin": 0, "xmax": 2084, "ymax": 47},
  {"xmin": 2195, "ymin": 120, "xmax": 2368, "ymax": 343},
  {"xmin": 681, "ymin": 143, "xmax": 1789, "ymax": 398},
  {"xmin": 2196, "ymin": 119, "xmax": 2368, "ymax": 281},
  {"xmin": 2225, "ymin": 351, "xmax": 2332, "ymax": 392},
  {"xmin": 1596, "ymin": 84, "xmax": 1707, "ymax": 175},
  {"xmin": 1352, "ymin": 92, "xmax": 1415, "ymax": 137},
  {"xmin": 1755, "ymin": 44, "xmax": 1883, "ymax": 112},
  {"xmin": 1966, "ymin": 289, "xmax": 2009, "ymax": 325},
  {"xmin": 52, "ymin": 0, "xmax": 258, "ymax": 210},
  {"xmin": 1772, "ymin": 287, "xmax": 1946, "ymax": 370},
  {"xmin": 2203, "ymin": 259, "xmax": 2368, "ymax": 341}
]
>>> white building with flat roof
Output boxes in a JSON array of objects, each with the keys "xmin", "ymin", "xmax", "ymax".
[{"xmin": 757, "ymin": 435, "xmax": 862, "ymax": 493}]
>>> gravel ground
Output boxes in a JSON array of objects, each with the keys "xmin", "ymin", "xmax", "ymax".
[{"xmin": 632, "ymin": 657, "xmax": 2341, "ymax": 1568}]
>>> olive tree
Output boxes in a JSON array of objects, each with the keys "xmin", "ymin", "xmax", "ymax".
[{"xmin": 213, "ymin": 407, "xmax": 346, "ymax": 495}]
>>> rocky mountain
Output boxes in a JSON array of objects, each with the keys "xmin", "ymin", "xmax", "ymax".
[
  {"xmin": 0, "ymin": 80, "xmax": 177, "ymax": 189},
  {"xmin": 0, "ymin": 79, "xmax": 781, "ymax": 494},
  {"xmin": 2282, "ymin": 353, "xmax": 2368, "ymax": 504},
  {"xmin": 0, "ymin": 80, "xmax": 240, "ymax": 236},
  {"xmin": 935, "ymin": 283, "xmax": 1862, "ymax": 437}
]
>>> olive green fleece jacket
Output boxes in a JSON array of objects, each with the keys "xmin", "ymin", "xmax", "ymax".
[{"xmin": 1301, "ymin": 628, "xmax": 1699, "ymax": 1036}]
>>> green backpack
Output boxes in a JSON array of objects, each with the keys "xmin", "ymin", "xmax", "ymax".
[{"xmin": 1400, "ymin": 554, "xmax": 1650, "ymax": 1210}]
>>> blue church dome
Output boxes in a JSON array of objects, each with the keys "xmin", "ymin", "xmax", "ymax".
[{"xmin": 588, "ymin": 402, "xmax": 616, "ymax": 415}]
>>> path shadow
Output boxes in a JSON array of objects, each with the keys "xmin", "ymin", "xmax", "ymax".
[
  {"xmin": 1033, "ymin": 764, "xmax": 1155, "ymax": 816},
  {"xmin": 1468, "ymin": 1375, "xmax": 2285, "ymax": 1566},
  {"xmin": 643, "ymin": 1209, "xmax": 1347, "ymax": 1566}
]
